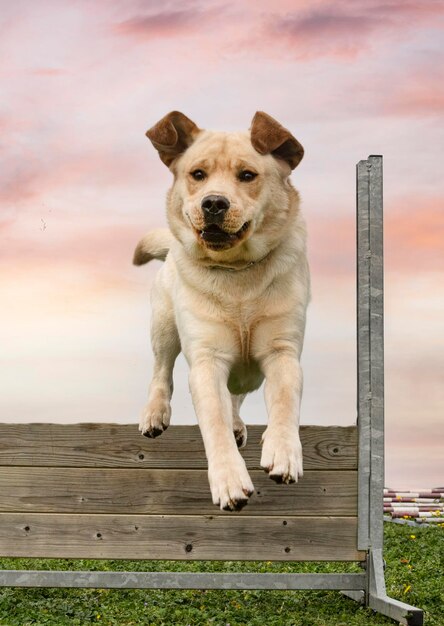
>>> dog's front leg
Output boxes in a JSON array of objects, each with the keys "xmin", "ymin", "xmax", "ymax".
[
  {"xmin": 189, "ymin": 358, "xmax": 254, "ymax": 511},
  {"xmin": 139, "ymin": 278, "xmax": 180, "ymax": 438},
  {"xmin": 260, "ymin": 352, "xmax": 304, "ymax": 483}
]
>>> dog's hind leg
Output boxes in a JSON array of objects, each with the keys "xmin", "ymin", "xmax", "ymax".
[
  {"xmin": 139, "ymin": 281, "xmax": 180, "ymax": 438},
  {"xmin": 231, "ymin": 394, "xmax": 247, "ymax": 448}
]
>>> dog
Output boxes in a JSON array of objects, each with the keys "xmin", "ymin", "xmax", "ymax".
[{"xmin": 134, "ymin": 111, "xmax": 310, "ymax": 511}]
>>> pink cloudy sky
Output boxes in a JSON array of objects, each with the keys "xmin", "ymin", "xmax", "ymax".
[{"xmin": 1, "ymin": 0, "xmax": 443, "ymax": 488}]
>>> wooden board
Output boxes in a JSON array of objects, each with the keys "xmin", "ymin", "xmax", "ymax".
[
  {"xmin": 0, "ymin": 469, "xmax": 358, "ymax": 516},
  {"xmin": 0, "ymin": 424, "xmax": 362, "ymax": 562},
  {"xmin": 0, "ymin": 513, "xmax": 364, "ymax": 561},
  {"xmin": 0, "ymin": 424, "xmax": 357, "ymax": 470}
]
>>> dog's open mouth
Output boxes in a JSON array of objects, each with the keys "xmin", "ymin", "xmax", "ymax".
[{"xmin": 198, "ymin": 222, "xmax": 250, "ymax": 247}]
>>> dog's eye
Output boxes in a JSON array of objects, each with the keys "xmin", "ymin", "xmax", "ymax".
[
  {"xmin": 191, "ymin": 169, "xmax": 206, "ymax": 181},
  {"xmin": 238, "ymin": 170, "xmax": 258, "ymax": 182}
]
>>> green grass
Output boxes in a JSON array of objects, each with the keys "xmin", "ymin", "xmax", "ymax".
[{"xmin": 0, "ymin": 523, "xmax": 442, "ymax": 625}]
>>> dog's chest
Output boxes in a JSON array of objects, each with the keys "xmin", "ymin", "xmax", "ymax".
[
  {"xmin": 240, "ymin": 325, "xmax": 251, "ymax": 360},
  {"xmin": 225, "ymin": 305, "xmax": 262, "ymax": 393},
  {"xmin": 227, "ymin": 301, "xmax": 260, "ymax": 361},
  {"xmin": 215, "ymin": 280, "xmax": 278, "ymax": 361}
]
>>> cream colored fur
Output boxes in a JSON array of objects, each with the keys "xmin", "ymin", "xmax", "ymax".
[{"xmin": 135, "ymin": 120, "xmax": 310, "ymax": 511}]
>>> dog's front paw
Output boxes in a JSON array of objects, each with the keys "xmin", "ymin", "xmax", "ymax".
[
  {"xmin": 260, "ymin": 426, "xmax": 303, "ymax": 484},
  {"xmin": 139, "ymin": 396, "xmax": 171, "ymax": 438},
  {"xmin": 208, "ymin": 455, "xmax": 254, "ymax": 511}
]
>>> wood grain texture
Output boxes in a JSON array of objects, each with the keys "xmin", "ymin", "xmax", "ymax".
[
  {"xmin": 0, "ymin": 514, "xmax": 364, "ymax": 561},
  {"xmin": 0, "ymin": 469, "xmax": 358, "ymax": 516},
  {"xmin": 0, "ymin": 424, "xmax": 357, "ymax": 470}
]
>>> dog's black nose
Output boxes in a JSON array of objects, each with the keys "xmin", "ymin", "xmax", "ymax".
[{"xmin": 201, "ymin": 195, "xmax": 230, "ymax": 218}]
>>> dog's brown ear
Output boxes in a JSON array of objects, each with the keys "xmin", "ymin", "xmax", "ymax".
[
  {"xmin": 250, "ymin": 111, "xmax": 304, "ymax": 170},
  {"xmin": 146, "ymin": 111, "xmax": 201, "ymax": 167}
]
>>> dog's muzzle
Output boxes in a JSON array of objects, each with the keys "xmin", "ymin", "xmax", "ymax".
[
  {"xmin": 197, "ymin": 194, "xmax": 250, "ymax": 248},
  {"xmin": 201, "ymin": 195, "xmax": 230, "ymax": 224}
]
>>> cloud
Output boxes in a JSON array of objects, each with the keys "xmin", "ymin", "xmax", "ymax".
[
  {"xmin": 11, "ymin": 223, "xmax": 140, "ymax": 262},
  {"xmin": 308, "ymin": 196, "xmax": 444, "ymax": 275},
  {"xmin": 260, "ymin": 0, "xmax": 444, "ymax": 60},
  {"xmin": 29, "ymin": 67, "xmax": 67, "ymax": 76},
  {"xmin": 385, "ymin": 196, "xmax": 444, "ymax": 270},
  {"xmin": 383, "ymin": 73, "xmax": 444, "ymax": 116},
  {"xmin": 0, "ymin": 223, "xmax": 152, "ymax": 323},
  {"xmin": 0, "ymin": 137, "xmax": 162, "ymax": 207},
  {"xmin": 0, "ymin": 165, "xmax": 40, "ymax": 204},
  {"xmin": 274, "ymin": 10, "xmax": 381, "ymax": 52},
  {"xmin": 114, "ymin": 4, "xmax": 222, "ymax": 39}
]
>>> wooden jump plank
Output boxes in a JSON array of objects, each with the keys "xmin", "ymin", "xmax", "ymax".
[
  {"xmin": 0, "ymin": 424, "xmax": 357, "ymax": 470},
  {"xmin": 0, "ymin": 514, "xmax": 364, "ymax": 561},
  {"xmin": 0, "ymin": 469, "xmax": 358, "ymax": 516}
]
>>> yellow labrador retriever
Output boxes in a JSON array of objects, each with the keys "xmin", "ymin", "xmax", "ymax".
[{"xmin": 134, "ymin": 111, "xmax": 310, "ymax": 511}]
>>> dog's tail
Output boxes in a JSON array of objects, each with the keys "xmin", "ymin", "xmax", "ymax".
[{"xmin": 133, "ymin": 228, "xmax": 174, "ymax": 265}]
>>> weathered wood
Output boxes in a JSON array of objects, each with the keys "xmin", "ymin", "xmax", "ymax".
[
  {"xmin": 0, "ymin": 424, "xmax": 357, "ymax": 470},
  {"xmin": 0, "ymin": 469, "xmax": 358, "ymax": 516},
  {"xmin": 0, "ymin": 514, "xmax": 364, "ymax": 561}
]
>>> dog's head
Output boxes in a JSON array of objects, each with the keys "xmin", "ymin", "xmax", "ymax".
[{"xmin": 146, "ymin": 111, "xmax": 304, "ymax": 261}]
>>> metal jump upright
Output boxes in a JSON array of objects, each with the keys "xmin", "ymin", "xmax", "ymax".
[
  {"xmin": 0, "ymin": 156, "xmax": 424, "ymax": 625},
  {"xmin": 353, "ymin": 155, "xmax": 423, "ymax": 624}
]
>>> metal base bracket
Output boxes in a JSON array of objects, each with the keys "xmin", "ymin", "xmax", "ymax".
[
  {"xmin": 344, "ymin": 550, "xmax": 423, "ymax": 626},
  {"xmin": 368, "ymin": 550, "xmax": 423, "ymax": 626},
  {"xmin": 341, "ymin": 589, "xmax": 365, "ymax": 604}
]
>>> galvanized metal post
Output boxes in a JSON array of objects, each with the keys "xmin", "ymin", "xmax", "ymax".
[
  {"xmin": 356, "ymin": 158, "xmax": 371, "ymax": 551},
  {"xmin": 368, "ymin": 155, "xmax": 385, "ymax": 553},
  {"xmin": 356, "ymin": 155, "xmax": 423, "ymax": 626}
]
